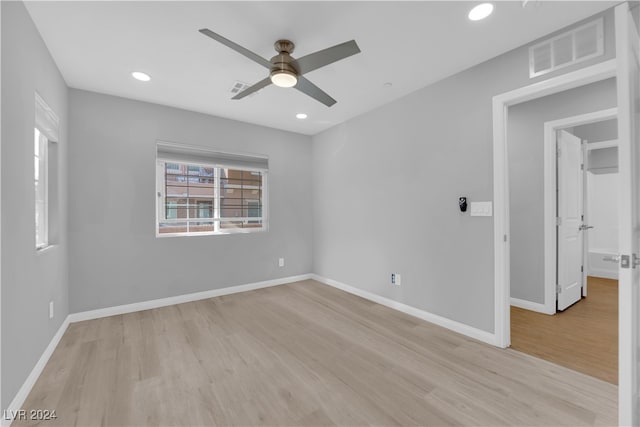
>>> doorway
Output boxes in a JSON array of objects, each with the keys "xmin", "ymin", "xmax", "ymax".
[
  {"xmin": 493, "ymin": 6, "xmax": 639, "ymax": 422},
  {"xmin": 547, "ymin": 112, "xmax": 619, "ymax": 313},
  {"xmin": 510, "ymin": 112, "xmax": 619, "ymax": 384}
]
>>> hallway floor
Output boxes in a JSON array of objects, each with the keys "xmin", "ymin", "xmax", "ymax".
[{"xmin": 511, "ymin": 276, "xmax": 618, "ymax": 384}]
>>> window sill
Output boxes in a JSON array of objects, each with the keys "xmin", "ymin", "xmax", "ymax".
[{"xmin": 156, "ymin": 228, "xmax": 268, "ymax": 238}]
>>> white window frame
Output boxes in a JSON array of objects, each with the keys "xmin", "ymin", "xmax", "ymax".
[
  {"xmin": 155, "ymin": 159, "xmax": 268, "ymax": 237},
  {"xmin": 34, "ymin": 93, "xmax": 58, "ymax": 251},
  {"xmin": 34, "ymin": 128, "xmax": 48, "ymax": 250}
]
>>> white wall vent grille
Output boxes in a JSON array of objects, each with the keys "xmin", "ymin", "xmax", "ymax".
[
  {"xmin": 230, "ymin": 81, "xmax": 250, "ymax": 94},
  {"xmin": 529, "ymin": 17, "xmax": 603, "ymax": 78}
]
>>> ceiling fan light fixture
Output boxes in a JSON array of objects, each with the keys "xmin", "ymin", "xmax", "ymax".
[{"xmin": 270, "ymin": 70, "xmax": 298, "ymax": 88}]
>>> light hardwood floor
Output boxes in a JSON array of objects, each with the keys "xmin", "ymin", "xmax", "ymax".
[
  {"xmin": 511, "ymin": 276, "xmax": 618, "ymax": 384},
  {"xmin": 16, "ymin": 280, "xmax": 616, "ymax": 426}
]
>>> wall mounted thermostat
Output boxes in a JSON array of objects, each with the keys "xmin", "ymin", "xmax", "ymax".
[{"xmin": 459, "ymin": 197, "xmax": 468, "ymax": 212}]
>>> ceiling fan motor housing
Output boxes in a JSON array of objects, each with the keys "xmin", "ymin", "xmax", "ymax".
[{"xmin": 270, "ymin": 39, "xmax": 299, "ymax": 80}]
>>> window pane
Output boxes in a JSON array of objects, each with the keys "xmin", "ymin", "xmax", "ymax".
[
  {"xmin": 190, "ymin": 221, "xmax": 215, "ymax": 233},
  {"xmin": 247, "ymin": 201, "xmax": 261, "ymax": 224},
  {"xmin": 241, "ymin": 188, "xmax": 261, "ymax": 200},
  {"xmin": 34, "ymin": 128, "xmax": 40, "ymax": 156},
  {"xmin": 220, "ymin": 220, "xmax": 244, "ymax": 230},
  {"xmin": 34, "ymin": 128, "xmax": 48, "ymax": 248},
  {"xmin": 158, "ymin": 222, "xmax": 188, "ymax": 234},
  {"xmin": 166, "ymin": 184, "xmax": 188, "ymax": 197},
  {"xmin": 243, "ymin": 221, "xmax": 263, "ymax": 229},
  {"xmin": 158, "ymin": 160, "xmax": 265, "ymax": 236},
  {"xmin": 197, "ymin": 201, "xmax": 213, "ymax": 218},
  {"xmin": 166, "ymin": 201, "xmax": 178, "ymax": 219}
]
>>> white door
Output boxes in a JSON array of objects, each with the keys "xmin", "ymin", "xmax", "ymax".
[
  {"xmin": 615, "ymin": 3, "xmax": 640, "ymax": 425},
  {"xmin": 582, "ymin": 141, "xmax": 589, "ymax": 297},
  {"xmin": 557, "ymin": 129, "xmax": 583, "ymax": 311}
]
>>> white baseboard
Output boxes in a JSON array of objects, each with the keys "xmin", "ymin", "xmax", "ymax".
[
  {"xmin": 310, "ymin": 274, "xmax": 497, "ymax": 346},
  {"xmin": 3, "ymin": 274, "xmax": 312, "ymax": 426},
  {"xmin": 68, "ymin": 274, "xmax": 312, "ymax": 323},
  {"xmin": 587, "ymin": 269, "xmax": 619, "ymax": 280},
  {"xmin": 5, "ymin": 271, "xmax": 502, "ymax": 425},
  {"xmin": 510, "ymin": 297, "xmax": 554, "ymax": 314},
  {"xmin": 2, "ymin": 316, "xmax": 70, "ymax": 427}
]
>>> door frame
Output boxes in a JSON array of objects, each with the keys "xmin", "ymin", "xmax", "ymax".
[
  {"xmin": 542, "ymin": 108, "xmax": 618, "ymax": 314},
  {"xmin": 614, "ymin": 3, "xmax": 639, "ymax": 424},
  {"xmin": 584, "ymin": 138, "xmax": 620, "ymax": 281},
  {"xmin": 492, "ymin": 58, "xmax": 617, "ymax": 349}
]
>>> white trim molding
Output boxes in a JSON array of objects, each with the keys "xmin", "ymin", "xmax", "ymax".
[
  {"xmin": 2, "ymin": 317, "xmax": 70, "ymax": 427},
  {"xmin": 311, "ymin": 274, "xmax": 497, "ymax": 346},
  {"xmin": 68, "ymin": 274, "xmax": 312, "ymax": 323},
  {"xmin": 586, "ymin": 139, "xmax": 618, "ymax": 150},
  {"xmin": 542, "ymin": 108, "xmax": 618, "ymax": 315},
  {"xmin": 3, "ymin": 271, "xmax": 504, "ymax": 425},
  {"xmin": 588, "ymin": 269, "xmax": 619, "ymax": 281},
  {"xmin": 510, "ymin": 297, "xmax": 553, "ymax": 315},
  {"xmin": 492, "ymin": 59, "xmax": 617, "ymax": 349}
]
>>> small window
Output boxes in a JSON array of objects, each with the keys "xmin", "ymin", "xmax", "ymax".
[
  {"xmin": 34, "ymin": 128, "xmax": 48, "ymax": 249},
  {"xmin": 156, "ymin": 143, "xmax": 268, "ymax": 236},
  {"xmin": 34, "ymin": 93, "xmax": 59, "ymax": 250}
]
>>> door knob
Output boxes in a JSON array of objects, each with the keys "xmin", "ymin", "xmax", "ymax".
[
  {"xmin": 579, "ymin": 224, "xmax": 595, "ymax": 231},
  {"xmin": 603, "ymin": 255, "xmax": 620, "ymax": 263}
]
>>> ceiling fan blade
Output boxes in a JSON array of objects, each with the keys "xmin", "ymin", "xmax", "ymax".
[
  {"xmin": 232, "ymin": 77, "xmax": 272, "ymax": 100},
  {"xmin": 295, "ymin": 76, "xmax": 336, "ymax": 107},
  {"xmin": 292, "ymin": 40, "xmax": 361, "ymax": 75},
  {"xmin": 199, "ymin": 28, "xmax": 272, "ymax": 69}
]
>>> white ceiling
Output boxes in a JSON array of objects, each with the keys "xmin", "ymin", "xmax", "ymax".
[{"xmin": 25, "ymin": 1, "xmax": 614, "ymax": 135}]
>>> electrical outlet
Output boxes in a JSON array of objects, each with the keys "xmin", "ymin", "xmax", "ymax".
[
  {"xmin": 391, "ymin": 273, "xmax": 401, "ymax": 286},
  {"xmin": 49, "ymin": 301, "xmax": 54, "ymax": 319},
  {"xmin": 278, "ymin": 258, "xmax": 285, "ymax": 267}
]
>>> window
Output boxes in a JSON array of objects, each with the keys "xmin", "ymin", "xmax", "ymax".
[
  {"xmin": 34, "ymin": 128, "xmax": 48, "ymax": 249},
  {"xmin": 34, "ymin": 93, "xmax": 59, "ymax": 250},
  {"xmin": 156, "ymin": 143, "xmax": 268, "ymax": 236}
]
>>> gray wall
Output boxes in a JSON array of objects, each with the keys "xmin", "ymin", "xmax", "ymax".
[
  {"xmin": 1, "ymin": 1, "xmax": 69, "ymax": 409},
  {"xmin": 311, "ymin": 8, "xmax": 615, "ymax": 334},
  {"xmin": 507, "ymin": 78, "xmax": 617, "ymax": 304},
  {"xmin": 68, "ymin": 90, "xmax": 312, "ymax": 313}
]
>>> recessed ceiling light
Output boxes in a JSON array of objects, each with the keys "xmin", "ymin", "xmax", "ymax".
[
  {"xmin": 296, "ymin": 113, "xmax": 308, "ymax": 119},
  {"xmin": 131, "ymin": 71, "xmax": 151, "ymax": 82},
  {"xmin": 468, "ymin": 3, "xmax": 494, "ymax": 21}
]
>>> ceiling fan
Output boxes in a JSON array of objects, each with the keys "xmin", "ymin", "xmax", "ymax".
[{"xmin": 199, "ymin": 29, "xmax": 361, "ymax": 107}]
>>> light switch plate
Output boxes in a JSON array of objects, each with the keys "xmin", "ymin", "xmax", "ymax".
[{"xmin": 470, "ymin": 201, "xmax": 493, "ymax": 217}]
